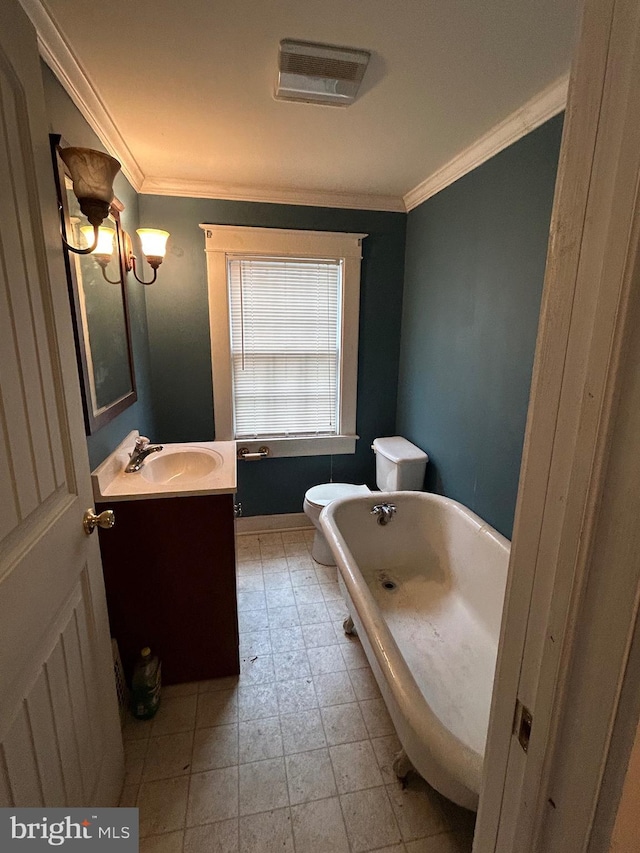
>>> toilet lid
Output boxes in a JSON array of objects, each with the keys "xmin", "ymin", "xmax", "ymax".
[{"xmin": 305, "ymin": 482, "xmax": 370, "ymax": 508}]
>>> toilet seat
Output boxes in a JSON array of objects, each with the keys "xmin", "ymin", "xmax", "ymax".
[{"xmin": 305, "ymin": 482, "xmax": 370, "ymax": 509}]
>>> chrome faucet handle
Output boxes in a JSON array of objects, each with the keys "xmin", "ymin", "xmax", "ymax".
[
  {"xmin": 371, "ymin": 503, "xmax": 397, "ymax": 525},
  {"xmin": 133, "ymin": 435, "xmax": 150, "ymax": 452}
]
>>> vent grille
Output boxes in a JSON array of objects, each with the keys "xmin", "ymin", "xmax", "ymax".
[
  {"xmin": 276, "ymin": 39, "xmax": 370, "ymax": 106},
  {"xmin": 280, "ymin": 53, "xmax": 362, "ymax": 83}
]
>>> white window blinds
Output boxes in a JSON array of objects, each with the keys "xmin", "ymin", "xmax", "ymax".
[{"xmin": 228, "ymin": 256, "xmax": 342, "ymax": 439}]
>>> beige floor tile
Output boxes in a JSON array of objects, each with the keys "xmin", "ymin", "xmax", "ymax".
[
  {"xmin": 285, "ymin": 748, "xmax": 337, "ymax": 805},
  {"xmin": 238, "ymin": 609, "xmax": 270, "ymax": 633},
  {"xmin": 143, "ymin": 731, "xmax": 194, "ymax": 781},
  {"xmin": 321, "ymin": 703, "xmax": 369, "ymax": 745},
  {"xmin": 196, "ymin": 689, "xmax": 238, "ymax": 728},
  {"xmin": 124, "ymin": 739, "xmax": 147, "ymax": 786},
  {"xmin": 293, "ymin": 585, "xmax": 326, "ymax": 605},
  {"xmin": 371, "ymin": 734, "xmax": 403, "ymax": 784},
  {"xmin": 198, "ymin": 675, "xmax": 240, "ymax": 693},
  {"xmin": 237, "ymin": 572, "xmax": 265, "ymax": 592},
  {"xmin": 276, "ymin": 677, "xmax": 318, "ymax": 714},
  {"xmin": 268, "ymin": 605, "xmax": 301, "ymax": 629},
  {"xmin": 239, "ymin": 808, "xmax": 294, "ymax": 852},
  {"xmin": 303, "ymin": 622, "xmax": 340, "ymax": 648},
  {"xmin": 333, "ymin": 620, "xmax": 353, "ymax": 645},
  {"xmin": 330, "ymin": 740, "xmax": 384, "ymax": 793},
  {"xmin": 239, "ymin": 716, "xmax": 283, "ymax": 763},
  {"xmin": 280, "ymin": 708, "xmax": 327, "ymax": 754},
  {"xmin": 187, "ymin": 766, "xmax": 239, "ymax": 826},
  {"xmin": 263, "ymin": 571, "xmax": 293, "ymax": 589},
  {"xmin": 138, "ymin": 776, "xmax": 190, "ymax": 837},
  {"xmin": 350, "ymin": 667, "xmax": 382, "ymax": 700},
  {"xmin": 315, "ymin": 564, "xmax": 338, "ymax": 583},
  {"xmin": 340, "ymin": 641, "xmax": 370, "ymax": 669},
  {"xmin": 238, "ymin": 682, "xmax": 279, "ymax": 721},
  {"xmin": 239, "ymin": 629, "xmax": 272, "ymax": 657},
  {"xmin": 123, "ymin": 715, "xmax": 155, "ymax": 741},
  {"xmin": 119, "ymin": 784, "xmax": 139, "ymax": 807},
  {"xmin": 387, "ymin": 780, "xmax": 450, "ymax": 842},
  {"xmin": 273, "ymin": 649, "xmax": 311, "ymax": 681},
  {"xmin": 325, "ymin": 599, "xmax": 350, "ymax": 621},
  {"xmin": 360, "ymin": 698, "xmax": 396, "ymax": 737},
  {"xmin": 239, "ymin": 652, "xmax": 275, "ymax": 684},
  {"xmin": 405, "ymin": 833, "xmax": 473, "ymax": 853},
  {"xmin": 162, "ymin": 682, "xmax": 199, "ymax": 699},
  {"xmin": 291, "ymin": 797, "xmax": 350, "ymax": 852},
  {"xmin": 239, "ymin": 757, "xmax": 289, "ymax": 815},
  {"xmin": 236, "ymin": 560, "xmax": 263, "ymax": 578},
  {"xmin": 320, "ymin": 581, "xmax": 344, "ymax": 601},
  {"xmin": 151, "ymin": 695, "xmax": 198, "ymax": 737},
  {"xmin": 298, "ymin": 602, "xmax": 331, "ymax": 625},
  {"xmin": 262, "ymin": 557, "xmax": 289, "ymax": 573},
  {"xmin": 237, "ymin": 591, "xmax": 267, "ymax": 612},
  {"xmin": 290, "ymin": 567, "xmax": 318, "ymax": 586},
  {"xmin": 191, "ymin": 723, "xmax": 238, "ymax": 772},
  {"xmin": 340, "ymin": 786, "xmax": 402, "ymax": 852},
  {"xmin": 139, "ymin": 830, "xmax": 184, "ymax": 853},
  {"xmin": 314, "ymin": 671, "xmax": 357, "ymax": 706},
  {"xmin": 266, "ymin": 586, "xmax": 297, "ymax": 608},
  {"xmin": 183, "ymin": 818, "xmax": 239, "ymax": 853},
  {"xmin": 307, "ymin": 644, "xmax": 347, "ymax": 676},
  {"xmin": 368, "ymin": 845, "xmax": 407, "ymax": 853},
  {"xmin": 270, "ymin": 626, "xmax": 306, "ymax": 652}
]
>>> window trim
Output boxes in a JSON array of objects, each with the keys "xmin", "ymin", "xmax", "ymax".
[{"xmin": 200, "ymin": 225, "xmax": 367, "ymax": 457}]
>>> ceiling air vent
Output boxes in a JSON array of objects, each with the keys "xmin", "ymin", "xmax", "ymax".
[{"xmin": 275, "ymin": 39, "xmax": 371, "ymax": 107}]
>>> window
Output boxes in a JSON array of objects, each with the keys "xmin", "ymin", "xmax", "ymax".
[{"xmin": 201, "ymin": 225, "xmax": 366, "ymax": 457}]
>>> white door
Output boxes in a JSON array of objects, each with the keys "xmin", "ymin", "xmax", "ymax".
[{"xmin": 0, "ymin": 0, "xmax": 123, "ymax": 807}]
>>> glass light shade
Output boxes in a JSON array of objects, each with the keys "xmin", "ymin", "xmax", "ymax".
[
  {"xmin": 59, "ymin": 146, "xmax": 121, "ymax": 204},
  {"xmin": 81, "ymin": 225, "xmax": 115, "ymax": 256},
  {"xmin": 137, "ymin": 229, "xmax": 170, "ymax": 259}
]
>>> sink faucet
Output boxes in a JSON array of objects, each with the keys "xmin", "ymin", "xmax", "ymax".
[
  {"xmin": 125, "ymin": 436, "xmax": 163, "ymax": 473},
  {"xmin": 371, "ymin": 503, "xmax": 397, "ymax": 525}
]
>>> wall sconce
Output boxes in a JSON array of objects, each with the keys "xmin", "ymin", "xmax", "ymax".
[
  {"xmin": 81, "ymin": 224, "xmax": 170, "ymax": 285},
  {"xmin": 58, "ymin": 146, "xmax": 121, "ymax": 254}
]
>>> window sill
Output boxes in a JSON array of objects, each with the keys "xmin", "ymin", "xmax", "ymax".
[{"xmin": 235, "ymin": 435, "xmax": 358, "ymax": 459}]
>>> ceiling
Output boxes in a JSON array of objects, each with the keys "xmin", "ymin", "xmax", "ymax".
[{"xmin": 33, "ymin": 0, "xmax": 580, "ymax": 210}]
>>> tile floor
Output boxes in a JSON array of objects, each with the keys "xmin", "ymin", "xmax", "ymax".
[{"xmin": 121, "ymin": 529, "xmax": 476, "ymax": 853}]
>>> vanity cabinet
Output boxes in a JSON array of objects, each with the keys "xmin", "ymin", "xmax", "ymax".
[{"xmin": 97, "ymin": 492, "xmax": 239, "ymax": 685}]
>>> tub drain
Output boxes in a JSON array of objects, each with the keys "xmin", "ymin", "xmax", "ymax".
[{"xmin": 381, "ymin": 579, "xmax": 397, "ymax": 591}]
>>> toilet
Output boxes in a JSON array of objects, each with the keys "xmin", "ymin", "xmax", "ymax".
[{"xmin": 303, "ymin": 436, "xmax": 429, "ymax": 565}]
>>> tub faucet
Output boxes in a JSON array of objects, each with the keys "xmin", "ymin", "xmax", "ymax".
[
  {"xmin": 371, "ymin": 503, "xmax": 396, "ymax": 525},
  {"xmin": 125, "ymin": 436, "xmax": 163, "ymax": 473}
]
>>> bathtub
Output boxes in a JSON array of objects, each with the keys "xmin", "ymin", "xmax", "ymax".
[{"xmin": 320, "ymin": 491, "xmax": 510, "ymax": 811}]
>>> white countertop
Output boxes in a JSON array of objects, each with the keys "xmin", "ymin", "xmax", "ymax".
[{"xmin": 92, "ymin": 431, "xmax": 237, "ymax": 502}]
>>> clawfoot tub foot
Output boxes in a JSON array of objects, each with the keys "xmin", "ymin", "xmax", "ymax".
[
  {"xmin": 393, "ymin": 749, "xmax": 414, "ymax": 788},
  {"xmin": 343, "ymin": 615, "xmax": 357, "ymax": 636}
]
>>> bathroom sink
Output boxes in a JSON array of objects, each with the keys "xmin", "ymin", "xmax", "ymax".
[
  {"xmin": 139, "ymin": 448, "xmax": 223, "ymax": 484},
  {"xmin": 91, "ymin": 432, "xmax": 237, "ymax": 501}
]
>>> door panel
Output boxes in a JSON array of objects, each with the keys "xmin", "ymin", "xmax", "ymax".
[{"xmin": 0, "ymin": 0, "xmax": 123, "ymax": 808}]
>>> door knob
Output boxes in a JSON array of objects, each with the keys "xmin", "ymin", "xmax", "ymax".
[{"xmin": 83, "ymin": 508, "xmax": 115, "ymax": 535}]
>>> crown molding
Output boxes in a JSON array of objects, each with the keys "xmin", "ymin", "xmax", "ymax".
[
  {"xmin": 140, "ymin": 176, "xmax": 405, "ymax": 212},
  {"xmin": 19, "ymin": 0, "xmax": 144, "ymax": 191},
  {"xmin": 403, "ymin": 73, "xmax": 569, "ymax": 212}
]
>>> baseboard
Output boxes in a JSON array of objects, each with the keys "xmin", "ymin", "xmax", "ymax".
[{"xmin": 235, "ymin": 512, "xmax": 313, "ymax": 535}]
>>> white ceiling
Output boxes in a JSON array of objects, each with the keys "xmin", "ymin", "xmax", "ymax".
[{"xmin": 34, "ymin": 0, "xmax": 580, "ymax": 210}]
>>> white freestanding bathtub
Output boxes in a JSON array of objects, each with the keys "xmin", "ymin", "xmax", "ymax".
[{"xmin": 320, "ymin": 491, "xmax": 510, "ymax": 811}]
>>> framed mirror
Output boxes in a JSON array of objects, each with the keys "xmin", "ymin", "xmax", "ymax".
[{"xmin": 50, "ymin": 134, "xmax": 137, "ymax": 434}]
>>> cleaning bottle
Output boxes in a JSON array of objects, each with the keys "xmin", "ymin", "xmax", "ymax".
[{"xmin": 131, "ymin": 647, "xmax": 161, "ymax": 720}]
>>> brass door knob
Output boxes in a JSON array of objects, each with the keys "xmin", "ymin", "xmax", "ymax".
[{"xmin": 83, "ymin": 508, "xmax": 115, "ymax": 535}]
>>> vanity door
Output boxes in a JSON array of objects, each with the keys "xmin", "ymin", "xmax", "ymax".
[{"xmin": 0, "ymin": 0, "xmax": 123, "ymax": 807}]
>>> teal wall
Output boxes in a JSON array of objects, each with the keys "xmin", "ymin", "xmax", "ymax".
[
  {"xmin": 139, "ymin": 195, "xmax": 406, "ymax": 515},
  {"xmin": 397, "ymin": 115, "xmax": 563, "ymax": 538},
  {"xmin": 41, "ymin": 64, "xmax": 156, "ymax": 470}
]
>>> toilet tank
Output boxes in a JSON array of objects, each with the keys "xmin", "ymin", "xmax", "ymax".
[{"xmin": 373, "ymin": 436, "xmax": 428, "ymax": 491}]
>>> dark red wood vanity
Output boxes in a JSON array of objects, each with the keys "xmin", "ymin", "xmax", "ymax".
[{"xmin": 97, "ymin": 492, "xmax": 239, "ymax": 685}]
